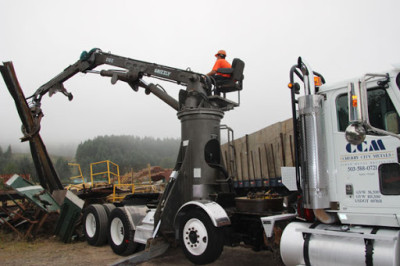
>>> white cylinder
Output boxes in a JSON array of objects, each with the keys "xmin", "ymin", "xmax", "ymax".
[{"xmin": 281, "ymin": 222, "xmax": 400, "ymax": 266}]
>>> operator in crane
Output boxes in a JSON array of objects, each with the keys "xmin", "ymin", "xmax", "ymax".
[{"xmin": 207, "ymin": 50, "xmax": 232, "ymax": 95}]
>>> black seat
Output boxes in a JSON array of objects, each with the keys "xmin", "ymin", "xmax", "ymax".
[{"xmin": 215, "ymin": 58, "xmax": 245, "ymax": 93}]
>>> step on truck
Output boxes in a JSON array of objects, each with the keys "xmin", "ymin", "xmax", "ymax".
[{"xmin": 1, "ymin": 50, "xmax": 399, "ymax": 265}]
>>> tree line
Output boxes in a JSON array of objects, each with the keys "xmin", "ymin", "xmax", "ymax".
[
  {"xmin": 75, "ymin": 135, "xmax": 180, "ymax": 176},
  {"xmin": 0, "ymin": 145, "xmax": 36, "ymax": 180},
  {"xmin": 0, "ymin": 135, "xmax": 180, "ymax": 187},
  {"xmin": 0, "ymin": 145, "xmax": 73, "ymax": 185}
]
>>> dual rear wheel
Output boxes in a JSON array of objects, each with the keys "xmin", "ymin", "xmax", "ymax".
[
  {"xmin": 83, "ymin": 204, "xmax": 139, "ymax": 256},
  {"xmin": 108, "ymin": 207, "xmax": 139, "ymax": 255},
  {"xmin": 83, "ymin": 204, "xmax": 108, "ymax": 246},
  {"xmin": 83, "ymin": 205, "xmax": 224, "ymax": 263}
]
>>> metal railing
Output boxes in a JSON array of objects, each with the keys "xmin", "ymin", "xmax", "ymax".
[
  {"xmin": 90, "ymin": 160, "xmax": 121, "ymax": 185},
  {"xmin": 112, "ymin": 183, "xmax": 135, "ymax": 202}
]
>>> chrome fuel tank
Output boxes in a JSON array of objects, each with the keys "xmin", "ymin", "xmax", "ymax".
[{"xmin": 280, "ymin": 222, "xmax": 400, "ymax": 266}]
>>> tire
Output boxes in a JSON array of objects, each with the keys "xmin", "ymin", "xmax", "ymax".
[
  {"xmin": 83, "ymin": 204, "xmax": 108, "ymax": 246},
  {"xmin": 108, "ymin": 207, "xmax": 138, "ymax": 256},
  {"xmin": 102, "ymin": 203, "xmax": 116, "ymax": 217},
  {"xmin": 179, "ymin": 209, "xmax": 224, "ymax": 265}
]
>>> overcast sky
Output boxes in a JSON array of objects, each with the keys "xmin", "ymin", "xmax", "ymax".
[{"xmin": 1, "ymin": 0, "xmax": 400, "ymax": 154}]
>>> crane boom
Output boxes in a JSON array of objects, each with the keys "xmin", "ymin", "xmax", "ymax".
[{"xmin": 29, "ymin": 48, "xmax": 209, "ymax": 109}]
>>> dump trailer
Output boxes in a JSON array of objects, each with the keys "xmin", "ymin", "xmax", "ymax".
[{"xmin": 2, "ymin": 50, "xmax": 399, "ymax": 265}]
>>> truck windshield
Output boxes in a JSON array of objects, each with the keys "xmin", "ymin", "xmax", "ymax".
[{"xmin": 336, "ymin": 88, "xmax": 400, "ymax": 134}]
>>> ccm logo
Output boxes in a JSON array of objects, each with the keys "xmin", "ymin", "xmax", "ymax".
[{"xmin": 346, "ymin": 140, "xmax": 386, "ymax": 153}]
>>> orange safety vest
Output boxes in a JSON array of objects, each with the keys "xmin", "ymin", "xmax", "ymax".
[{"xmin": 212, "ymin": 59, "xmax": 232, "ymax": 78}]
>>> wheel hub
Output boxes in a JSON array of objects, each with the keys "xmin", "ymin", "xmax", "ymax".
[
  {"xmin": 183, "ymin": 218, "xmax": 208, "ymax": 255},
  {"xmin": 110, "ymin": 217, "xmax": 124, "ymax": 245},
  {"xmin": 188, "ymin": 229, "xmax": 199, "ymax": 244},
  {"xmin": 86, "ymin": 213, "xmax": 96, "ymax": 238}
]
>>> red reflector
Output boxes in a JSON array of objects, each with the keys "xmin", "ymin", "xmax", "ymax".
[{"xmin": 304, "ymin": 208, "xmax": 315, "ymax": 221}]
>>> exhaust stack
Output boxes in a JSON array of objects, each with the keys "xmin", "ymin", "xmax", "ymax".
[{"xmin": 298, "ymin": 94, "xmax": 329, "ymax": 209}]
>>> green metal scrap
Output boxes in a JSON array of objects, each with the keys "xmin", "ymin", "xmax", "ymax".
[{"xmin": 6, "ymin": 175, "xmax": 60, "ymax": 212}]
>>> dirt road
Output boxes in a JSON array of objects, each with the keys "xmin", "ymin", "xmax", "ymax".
[{"xmin": 0, "ymin": 236, "xmax": 282, "ymax": 266}]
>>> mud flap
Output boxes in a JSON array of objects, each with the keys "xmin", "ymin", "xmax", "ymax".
[{"xmin": 111, "ymin": 237, "xmax": 170, "ymax": 266}]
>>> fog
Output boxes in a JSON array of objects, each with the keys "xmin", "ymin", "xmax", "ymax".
[{"xmin": 1, "ymin": 0, "xmax": 400, "ymax": 156}]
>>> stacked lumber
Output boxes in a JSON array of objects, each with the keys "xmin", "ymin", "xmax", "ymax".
[
  {"xmin": 221, "ymin": 118, "xmax": 294, "ymax": 185},
  {"xmin": 120, "ymin": 166, "xmax": 172, "ymax": 184}
]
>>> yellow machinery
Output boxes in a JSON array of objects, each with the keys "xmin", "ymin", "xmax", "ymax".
[
  {"xmin": 64, "ymin": 163, "xmax": 86, "ymax": 191},
  {"xmin": 90, "ymin": 160, "xmax": 120, "ymax": 185},
  {"xmin": 66, "ymin": 160, "xmax": 135, "ymax": 202}
]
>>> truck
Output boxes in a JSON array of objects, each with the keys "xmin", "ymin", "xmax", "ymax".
[
  {"xmin": 278, "ymin": 58, "xmax": 400, "ymax": 265},
  {"xmin": 1, "ymin": 50, "xmax": 399, "ymax": 265}
]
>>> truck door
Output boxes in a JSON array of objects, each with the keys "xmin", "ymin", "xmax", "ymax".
[{"xmin": 330, "ymin": 81, "xmax": 400, "ymax": 226}]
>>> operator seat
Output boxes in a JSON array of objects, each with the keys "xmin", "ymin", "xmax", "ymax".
[{"xmin": 214, "ymin": 58, "xmax": 245, "ymax": 93}]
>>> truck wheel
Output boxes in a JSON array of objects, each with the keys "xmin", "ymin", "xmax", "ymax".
[
  {"xmin": 179, "ymin": 209, "xmax": 224, "ymax": 265},
  {"xmin": 83, "ymin": 204, "xmax": 108, "ymax": 246},
  {"xmin": 102, "ymin": 203, "xmax": 116, "ymax": 217},
  {"xmin": 108, "ymin": 207, "xmax": 138, "ymax": 256}
]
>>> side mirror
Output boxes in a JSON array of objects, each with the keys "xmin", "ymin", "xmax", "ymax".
[
  {"xmin": 345, "ymin": 123, "xmax": 366, "ymax": 145},
  {"xmin": 346, "ymin": 81, "xmax": 367, "ymax": 145},
  {"xmin": 348, "ymin": 81, "xmax": 368, "ymax": 123},
  {"xmin": 345, "ymin": 73, "xmax": 399, "ymax": 145}
]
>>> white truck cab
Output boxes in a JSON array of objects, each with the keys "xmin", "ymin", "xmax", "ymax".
[
  {"xmin": 280, "ymin": 59, "xmax": 400, "ymax": 266},
  {"xmin": 321, "ymin": 69, "xmax": 400, "ymax": 227}
]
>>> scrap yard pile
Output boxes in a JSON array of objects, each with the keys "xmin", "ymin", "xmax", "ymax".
[
  {"xmin": 0, "ymin": 165, "xmax": 171, "ymax": 241},
  {"xmin": 0, "ymin": 175, "xmax": 61, "ymax": 240}
]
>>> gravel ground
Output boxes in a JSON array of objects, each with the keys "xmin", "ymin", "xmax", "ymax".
[{"xmin": 0, "ymin": 234, "xmax": 283, "ymax": 266}]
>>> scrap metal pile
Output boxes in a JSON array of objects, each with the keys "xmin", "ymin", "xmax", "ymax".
[
  {"xmin": 0, "ymin": 175, "xmax": 61, "ymax": 239},
  {"xmin": 0, "ymin": 166, "xmax": 171, "ymax": 241}
]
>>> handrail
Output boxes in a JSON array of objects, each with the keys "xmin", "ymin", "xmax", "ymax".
[
  {"xmin": 90, "ymin": 160, "xmax": 120, "ymax": 185},
  {"xmin": 112, "ymin": 183, "xmax": 135, "ymax": 202}
]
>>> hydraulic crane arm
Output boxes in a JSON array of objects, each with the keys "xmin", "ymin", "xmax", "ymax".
[
  {"xmin": 29, "ymin": 48, "xmax": 210, "ymax": 110},
  {"xmin": 1, "ymin": 48, "xmax": 241, "ymax": 193}
]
